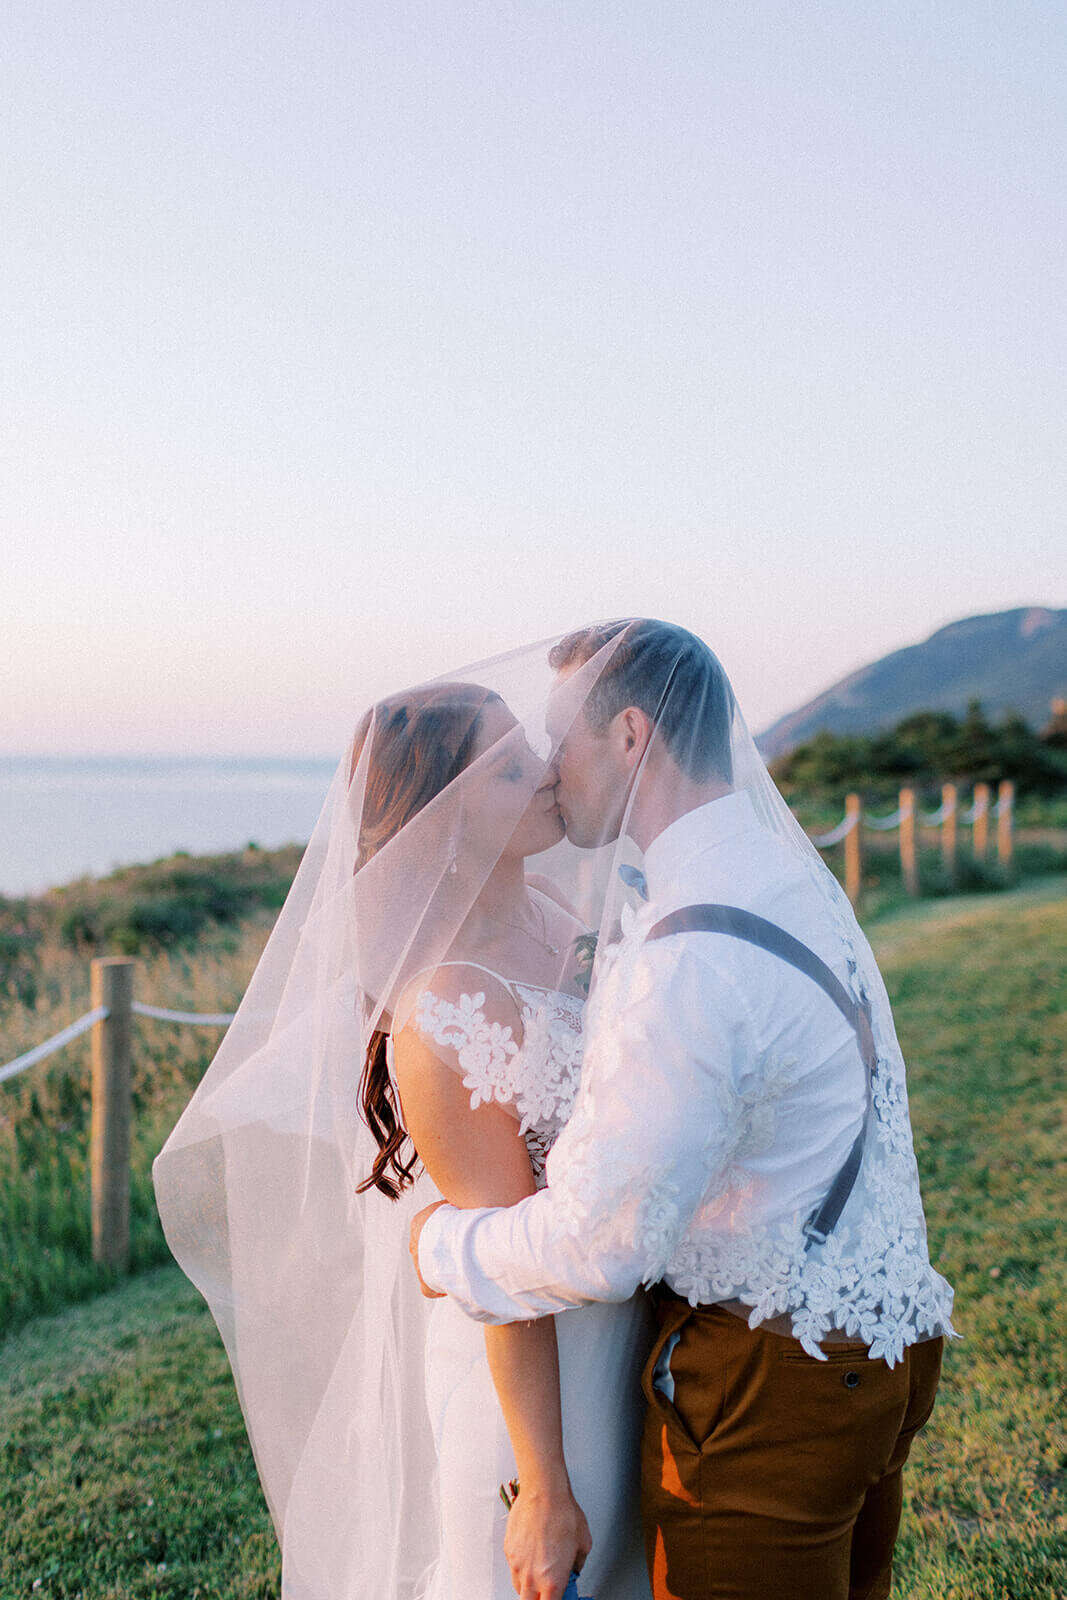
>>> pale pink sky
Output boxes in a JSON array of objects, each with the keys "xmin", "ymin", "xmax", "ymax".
[{"xmin": 5, "ymin": 1, "xmax": 1064, "ymax": 754}]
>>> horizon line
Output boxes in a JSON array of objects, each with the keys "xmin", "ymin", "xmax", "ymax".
[{"xmin": 0, "ymin": 750, "xmax": 340, "ymax": 765}]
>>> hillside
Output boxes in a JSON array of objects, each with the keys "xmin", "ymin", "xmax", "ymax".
[
  {"xmin": 758, "ymin": 606, "xmax": 1067, "ymax": 761},
  {"xmin": 3, "ymin": 886, "xmax": 1065, "ymax": 1598}
]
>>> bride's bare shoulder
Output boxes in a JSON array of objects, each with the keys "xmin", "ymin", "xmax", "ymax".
[{"xmin": 394, "ymin": 961, "xmax": 524, "ymax": 1050}]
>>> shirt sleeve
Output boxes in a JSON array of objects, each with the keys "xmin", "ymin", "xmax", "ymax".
[{"xmin": 417, "ymin": 939, "xmax": 754, "ymax": 1323}]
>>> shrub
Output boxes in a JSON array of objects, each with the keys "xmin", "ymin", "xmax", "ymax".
[
  {"xmin": 51, "ymin": 848, "xmax": 303, "ymax": 957},
  {"xmin": 0, "ymin": 899, "xmax": 45, "ymax": 1016}
]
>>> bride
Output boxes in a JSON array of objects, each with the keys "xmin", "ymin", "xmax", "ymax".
[{"xmin": 153, "ymin": 652, "xmax": 654, "ymax": 1599}]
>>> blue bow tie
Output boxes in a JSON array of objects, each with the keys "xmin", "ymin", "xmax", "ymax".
[{"xmin": 618, "ymin": 863, "xmax": 649, "ymax": 900}]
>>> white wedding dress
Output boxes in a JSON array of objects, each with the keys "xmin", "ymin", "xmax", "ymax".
[{"xmin": 412, "ymin": 968, "xmax": 654, "ymax": 1600}]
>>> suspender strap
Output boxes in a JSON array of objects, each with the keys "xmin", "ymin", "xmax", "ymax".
[{"xmin": 645, "ymin": 903, "xmax": 874, "ymax": 1250}]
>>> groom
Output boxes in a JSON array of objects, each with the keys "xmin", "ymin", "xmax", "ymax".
[{"xmin": 411, "ymin": 619, "xmax": 952, "ymax": 1600}]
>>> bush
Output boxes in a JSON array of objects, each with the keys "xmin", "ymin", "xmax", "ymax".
[
  {"xmin": 0, "ymin": 899, "xmax": 45, "ymax": 1016},
  {"xmin": 51, "ymin": 848, "xmax": 303, "ymax": 957},
  {"xmin": 773, "ymin": 701, "xmax": 1067, "ymax": 800}
]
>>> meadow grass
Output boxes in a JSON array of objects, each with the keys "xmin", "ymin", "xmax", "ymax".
[
  {"xmin": 1, "ymin": 884, "xmax": 1064, "ymax": 1596},
  {"xmin": 880, "ymin": 886, "xmax": 1067, "ymax": 1598},
  {"xmin": 0, "ymin": 918, "xmax": 275, "ymax": 1336}
]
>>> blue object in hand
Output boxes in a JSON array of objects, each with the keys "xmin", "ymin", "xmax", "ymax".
[{"xmin": 563, "ymin": 1574, "xmax": 591, "ymax": 1600}]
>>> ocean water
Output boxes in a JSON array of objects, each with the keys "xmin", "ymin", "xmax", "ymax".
[{"xmin": 0, "ymin": 756, "xmax": 337, "ymax": 897}]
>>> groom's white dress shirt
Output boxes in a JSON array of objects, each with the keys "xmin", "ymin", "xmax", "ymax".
[{"xmin": 419, "ymin": 792, "xmax": 955, "ymax": 1363}]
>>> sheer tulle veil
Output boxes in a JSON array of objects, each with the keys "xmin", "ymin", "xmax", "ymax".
[{"xmin": 152, "ymin": 620, "xmax": 938, "ymax": 1598}]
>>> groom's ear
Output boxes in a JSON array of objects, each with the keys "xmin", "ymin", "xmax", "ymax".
[{"xmin": 613, "ymin": 705, "xmax": 654, "ymax": 770}]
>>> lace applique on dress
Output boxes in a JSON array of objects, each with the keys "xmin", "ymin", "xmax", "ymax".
[
  {"xmin": 414, "ymin": 990, "xmax": 520, "ymax": 1109},
  {"xmin": 542, "ymin": 907, "xmax": 954, "ymax": 1366},
  {"xmin": 414, "ymin": 982, "xmax": 584, "ymax": 1188}
]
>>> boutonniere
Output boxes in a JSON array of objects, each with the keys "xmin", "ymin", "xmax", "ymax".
[{"xmin": 572, "ymin": 932, "xmax": 598, "ymax": 995}]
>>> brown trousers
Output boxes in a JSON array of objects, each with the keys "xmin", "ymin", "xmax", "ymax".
[{"xmin": 640, "ymin": 1299, "xmax": 943, "ymax": 1600}]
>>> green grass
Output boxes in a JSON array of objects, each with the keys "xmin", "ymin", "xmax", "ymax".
[
  {"xmin": 1, "ymin": 886, "xmax": 1065, "ymax": 1596},
  {"xmin": 0, "ymin": 919, "xmax": 274, "ymax": 1337},
  {"xmin": 872, "ymin": 888, "xmax": 1067, "ymax": 1598},
  {"xmin": 0, "ymin": 1268, "xmax": 279, "ymax": 1599}
]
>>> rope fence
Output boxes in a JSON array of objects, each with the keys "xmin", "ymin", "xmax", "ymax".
[
  {"xmin": 131, "ymin": 1001, "xmax": 236, "ymax": 1027},
  {"xmin": 0, "ymin": 1007, "xmax": 109, "ymax": 1087},
  {"xmin": 808, "ymin": 780, "xmax": 1015, "ymax": 905},
  {"xmin": 810, "ymin": 812, "xmax": 859, "ymax": 848},
  {"xmin": 0, "ymin": 1000, "xmax": 232, "ymax": 1088},
  {"xmin": 1, "ymin": 959, "xmax": 233, "ymax": 1271},
  {"xmin": 864, "ymin": 804, "xmax": 910, "ymax": 831}
]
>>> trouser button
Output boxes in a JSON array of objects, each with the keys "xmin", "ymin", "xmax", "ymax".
[{"xmin": 844, "ymin": 1370, "xmax": 861, "ymax": 1389}]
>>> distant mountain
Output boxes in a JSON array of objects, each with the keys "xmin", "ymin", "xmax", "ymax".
[{"xmin": 757, "ymin": 607, "xmax": 1067, "ymax": 761}]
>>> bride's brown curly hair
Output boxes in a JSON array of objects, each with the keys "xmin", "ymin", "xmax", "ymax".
[{"xmin": 353, "ymin": 683, "xmax": 502, "ymax": 1200}]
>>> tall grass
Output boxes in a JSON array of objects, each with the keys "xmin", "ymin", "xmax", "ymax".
[{"xmin": 0, "ymin": 919, "xmax": 273, "ymax": 1335}]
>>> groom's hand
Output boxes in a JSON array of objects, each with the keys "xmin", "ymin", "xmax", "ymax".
[
  {"xmin": 409, "ymin": 1201, "xmax": 448, "ymax": 1298},
  {"xmin": 505, "ymin": 1483, "xmax": 592, "ymax": 1600}
]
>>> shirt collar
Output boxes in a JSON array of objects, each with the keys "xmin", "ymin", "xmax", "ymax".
[{"xmin": 641, "ymin": 790, "xmax": 761, "ymax": 903}]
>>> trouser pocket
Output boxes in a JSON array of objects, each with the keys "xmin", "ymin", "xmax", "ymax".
[
  {"xmin": 641, "ymin": 1301, "xmax": 702, "ymax": 1450},
  {"xmin": 642, "ymin": 1302, "xmax": 727, "ymax": 1452}
]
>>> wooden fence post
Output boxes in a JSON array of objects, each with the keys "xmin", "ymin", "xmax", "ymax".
[
  {"xmin": 899, "ymin": 787, "xmax": 919, "ymax": 897},
  {"xmin": 90, "ymin": 957, "xmax": 134, "ymax": 1271},
  {"xmin": 973, "ymin": 782, "xmax": 991, "ymax": 862},
  {"xmin": 997, "ymin": 780, "xmax": 1015, "ymax": 873},
  {"xmin": 941, "ymin": 782, "xmax": 958, "ymax": 889},
  {"xmin": 844, "ymin": 793, "xmax": 862, "ymax": 907}
]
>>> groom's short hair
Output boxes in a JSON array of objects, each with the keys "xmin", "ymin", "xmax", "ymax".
[{"xmin": 549, "ymin": 619, "xmax": 735, "ymax": 784}]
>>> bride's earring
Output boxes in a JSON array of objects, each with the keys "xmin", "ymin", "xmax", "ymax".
[{"xmin": 447, "ymin": 837, "xmax": 457, "ymax": 876}]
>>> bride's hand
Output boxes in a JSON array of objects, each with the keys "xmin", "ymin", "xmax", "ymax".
[
  {"xmin": 504, "ymin": 1480, "xmax": 592, "ymax": 1600},
  {"xmin": 409, "ymin": 1200, "xmax": 448, "ymax": 1298}
]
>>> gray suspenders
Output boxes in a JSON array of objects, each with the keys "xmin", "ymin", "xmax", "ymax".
[{"xmin": 645, "ymin": 904, "xmax": 876, "ymax": 1251}]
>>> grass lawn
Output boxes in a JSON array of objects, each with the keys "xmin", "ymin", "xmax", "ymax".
[
  {"xmin": 1, "ymin": 885, "xmax": 1064, "ymax": 1598},
  {"xmin": 0, "ymin": 1268, "xmax": 279, "ymax": 1599},
  {"xmin": 875, "ymin": 884, "xmax": 1066, "ymax": 1598}
]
